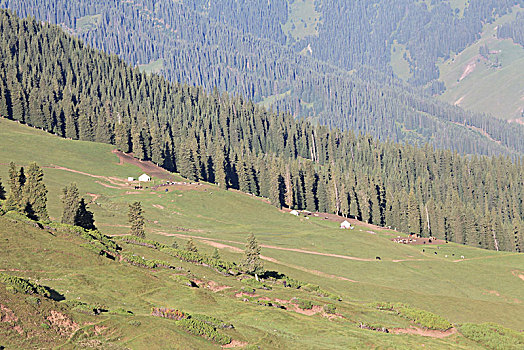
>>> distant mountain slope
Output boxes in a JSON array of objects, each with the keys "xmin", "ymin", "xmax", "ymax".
[
  {"xmin": 2, "ymin": 0, "xmax": 524, "ymax": 157},
  {"xmin": 438, "ymin": 7, "xmax": 524, "ymax": 121}
]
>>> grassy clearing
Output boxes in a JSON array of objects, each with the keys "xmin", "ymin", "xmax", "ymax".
[
  {"xmin": 390, "ymin": 40, "xmax": 413, "ymax": 81},
  {"xmin": 438, "ymin": 7, "xmax": 524, "ymax": 120},
  {"xmin": 1, "ymin": 119, "xmax": 523, "ymax": 347},
  {"xmin": 138, "ymin": 58, "xmax": 165, "ymax": 74},
  {"xmin": 75, "ymin": 14, "xmax": 102, "ymax": 34},
  {"xmin": 282, "ymin": 0, "xmax": 322, "ymax": 41}
]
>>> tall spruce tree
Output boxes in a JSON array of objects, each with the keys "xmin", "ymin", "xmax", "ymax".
[
  {"xmin": 75, "ymin": 198, "xmax": 96, "ymax": 230},
  {"xmin": 5, "ymin": 162, "xmax": 25, "ymax": 211},
  {"xmin": 186, "ymin": 238, "xmax": 198, "ymax": 253},
  {"xmin": 241, "ymin": 233, "xmax": 263, "ymax": 275},
  {"xmin": 61, "ymin": 183, "xmax": 80, "ymax": 225},
  {"xmin": 23, "ymin": 163, "xmax": 48, "ymax": 220},
  {"xmin": 128, "ymin": 201, "xmax": 145, "ymax": 238}
]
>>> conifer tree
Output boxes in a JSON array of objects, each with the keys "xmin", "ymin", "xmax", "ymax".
[
  {"xmin": 214, "ymin": 142, "xmax": 228, "ymax": 189},
  {"xmin": 0, "ymin": 177, "xmax": 5, "ymax": 200},
  {"xmin": 128, "ymin": 201, "xmax": 145, "ymax": 238},
  {"xmin": 5, "ymin": 162, "xmax": 24, "ymax": 211},
  {"xmin": 171, "ymin": 240, "xmax": 179, "ymax": 249},
  {"xmin": 186, "ymin": 238, "xmax": 198, "ymax": 252},
  {"xmin": 212, "ymin": 248, "xmax": 220, "ymax": 260},
  {"xmin": 407, "ymin": 190, "xmax": 421, "ymax": 234},
  {"xmin": 241, "ymin": 233, "xmax": 263, "ymax": 275},
  {"xmin": 61, "ymin": 183, "xmax": 80, "ymax": 225},
  {"xmin": 23, "ymin": 163, "xmax": 48, "ymax": 220},
  {"xmin": 75, "ymin": 198, "xmax": 96, "ymax": 230}
]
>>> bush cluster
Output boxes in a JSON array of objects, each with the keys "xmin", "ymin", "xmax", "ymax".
[
  {"xmin": 63, "ymin": 300, "xmax": 106, "ymax": 315},
  {"xmin": 323, "ymin": 304, "xmax": 336, "ymax": 314},
  {"xmin": 292, "ymin": 298, "xmax": 313, "ymax": 310},
  {"xmin": 176, "ymin": 318, "xmax": 232, "ymax": 345},
  {"xmin": 190, "ymin": 314, "xmax": 234, "ymax": 329},
  {"xmin": 0, "ymin": 272, "xmax": 51, "ymax": 298},
  {"xmin": 120, "ymin": 252, "xmax": 176, "ymax": 269},
  {"xmin": 459, "ymin": 323, "xmax": 524, "ymax": 350},
  {"xmin": 114, "ymin": 236, "xmax": 239, "ymax": 274},
  {"xmin": 369, "ymin": 302, "xmax": 452, "ymax": 330},
  {"xmin": 242, "ymin": 278, "xmax": 271, "ymax": 290},
  {"xmin": 151, "ymin": 307, "xmax": 187, "ymax": 320},
  {"xmin": 302, "ymin": 283, "xmax": 341, "ymax": 301}
]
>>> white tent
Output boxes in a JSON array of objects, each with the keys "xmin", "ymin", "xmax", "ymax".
[
  {"xmin": 138, "ymin": 173, "xmax": 151, "ymax": 182},
  {"xmin": 340, "ymin": 220, "xmax": 352, "ymax": 229},
  {"xmin": 290, "ymin": 210, "xmax": 299, "ymax": 216},
  {"xmin": 127, "ymin": 177, "xmax": 134, "ymax": 181}
]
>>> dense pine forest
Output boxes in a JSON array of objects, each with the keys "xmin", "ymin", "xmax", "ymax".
[
  {"xmin": 2, "ymin": 0, "xmax": 524, "ymax": 157},
  {"xmin": 0, "ymin": 10, "xmax": 522, "ymax": 252}
]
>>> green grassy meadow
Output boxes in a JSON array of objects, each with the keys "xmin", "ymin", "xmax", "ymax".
[{"xmin": 1, "ymin": 119, "xmax": 523, "ymax": 348}]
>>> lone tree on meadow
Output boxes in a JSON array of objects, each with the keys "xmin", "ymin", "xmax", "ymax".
[
  {"xmin": 241, "ymin": 233, "xmax": 263, "ymax": 276},
  {"xmin": 186, "ymin": 238, "xmax": 198, "ymax": 253},
  {"xmin": 128, "ymin": 201, "xmax": 145, "ymax": 238},
  {"xmin": 61, "ymin": 183, "xmax": 81, "ymax": 225},
  {"xmin": 61, "ymin": 183, "xmax": 96, "ymax": 230}
]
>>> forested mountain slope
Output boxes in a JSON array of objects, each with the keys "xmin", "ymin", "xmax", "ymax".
[
  {"xmin": 0, "ymin": 10, "xmax": 522, "ymax": 252},
  {"xmin": 2, "ymin": 0, "xmax": 524, "ymax": 156}
]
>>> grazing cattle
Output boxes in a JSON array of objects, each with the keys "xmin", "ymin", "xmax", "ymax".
[
  {"xmin": 422, "ymin": 249, "xmax": 425, "ymax": 252},
  {"xmin": 461, "ymin": 255, "xmax": 465, "ymax": 259},
  {"xmin": 376, "ymin": 256, "xmax": 381, "ymax": 260},
  {"xmin": 434, "ymin": 252, "xmax": 437, "ymax": 255}
]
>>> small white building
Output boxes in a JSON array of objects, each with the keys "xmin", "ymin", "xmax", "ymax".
[
  {"xmin": 127, "ymin": 177, "xmax": 134, "ymax": 182},
  {"xmin": 138, "ymin": 173, "xmax": 151, "ymax": 182},
  {"xmin": 340, "ymin": 220, "xmax": 352, "ymax": 229},
  {"xmin": 290, "ymin": 210, "xmax": 299, "ymax": 216}
]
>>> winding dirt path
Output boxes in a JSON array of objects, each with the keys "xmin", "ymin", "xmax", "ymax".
[
  {"xmin": 186, "ymin": 236, "xmax": 360, "ymax": 283},
  {"xmin": 391, "ymin": 327, "xmax": 457, "ymax": 338}
]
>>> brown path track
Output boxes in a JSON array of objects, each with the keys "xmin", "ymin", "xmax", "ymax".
[
  {"xmin": 390, "ymin": 327, "xmax": 457, "ymax": 338},
  {"xmin": 157, "ymin": 232, "xmax": 375, "ymax": 262},
  {"xmin": 195, "ymin": 237, "xmax": 359, "ymax": 283}
]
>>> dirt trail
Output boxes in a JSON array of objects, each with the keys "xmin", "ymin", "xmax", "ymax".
[
  {"xmin": 164, "ymin": 232, "xmax": 375, "ymax": 262},
  {"xmin": 86, "ymin": 193, "xmax": 100, "ymax": 203},
  {"xmin": 511, "ymin": 270, "xmax": 524, "ymax": 281},
  {"xmin": 391, "ymin": 327, "xmax": 457, "ymax": 338},
  {"xmin": 453, "ymin": 253, "xmax": 521, "ymax": 263},
  {"xmin": 190, "ymin": 237, "xmax": 360, "ymax": 283}
]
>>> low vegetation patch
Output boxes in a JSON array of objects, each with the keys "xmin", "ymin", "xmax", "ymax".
[
  {"xmin": 120, "ymin": 252, "xmax": 177, "ymax": 269},
  {"xmin": 458, "ymin": 323, "xmax": 524, "ymax": 350},
  {"xmin": 241, "ymin": 278, "xmax": 271, "ymax": 290},
  {"xmin": 368, "ymin": 302, "xmax": 452, "ymax": 331},
  {"xmin": 190, "ymin": 314, "xmax": 234, "ymax": 329},
  {"xmin": 151, "ymin": 308, "xmax": 187, "ymax": 320},
  {"xmin": 176, "ymin": 318, "xmax": 232, "ymax": 345},
  {"xmin": 0, "ymin": 272, "xmax": 51, "ymax": 298},
  {"xmin": 292, "ymin": 298, "xmax": 314, "ymax": 310}
]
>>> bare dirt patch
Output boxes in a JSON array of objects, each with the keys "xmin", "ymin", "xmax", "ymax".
[
  {"xmin": 85, "ymin": 193, "xmax": 100, "ymax": 203},
  {"xmin": 152, "ymin": 204, "xmax": 164, "ymax": 210},
  {"xmin": 112, "ymin": 150, "xmax": 177, "ymax": 181},
  {"xmin": 0, "ymin": 304, "xmax": 18, "ymax": 323},
  {"xmin": 460, "ymin": 59, "xmax": 477, "ymax": 81},
  {"xmin": 206, "ymin": 281, "xmax": 231, "ymax": 292},
  {"xmin": 222, "ymin": 340, "xmax": 249, "ymax": 348},
  {"xmin": 511, "ymin": 270, "xmax": 524, "ymax": 281},
  {"xmin": 391, "ymin": 327, "xmax": 457, "ymax": 338},
  {"xmin": 46, "ymin": 310, "xmax": 79, "ymax": 336}
]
